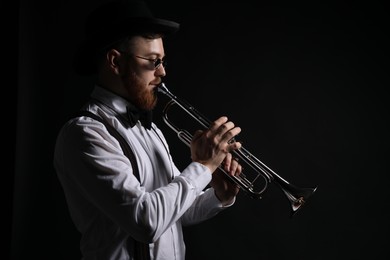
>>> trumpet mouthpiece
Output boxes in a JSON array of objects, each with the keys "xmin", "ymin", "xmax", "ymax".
[{"xmin": 157, "ymin": 82, "xmax": 167, "ymax": 93}]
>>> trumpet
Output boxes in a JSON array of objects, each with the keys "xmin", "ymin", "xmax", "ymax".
[{"xmin": 157, "ymin": 83, "xmax": 317, "ymax": 217}]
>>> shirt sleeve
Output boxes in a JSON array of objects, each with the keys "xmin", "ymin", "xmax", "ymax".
[{"xmin": 180, "ymin": 187, "xmax": 236, "ymax": 226}]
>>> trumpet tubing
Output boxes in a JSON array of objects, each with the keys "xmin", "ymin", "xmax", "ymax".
[{"xmin": 157, "ymin": 83, "xmax": 317, "ymax": 217}]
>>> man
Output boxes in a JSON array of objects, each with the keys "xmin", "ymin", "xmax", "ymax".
[{"xmin": 54, "ymin": 0, "xmax": 243, "ymax": 259}]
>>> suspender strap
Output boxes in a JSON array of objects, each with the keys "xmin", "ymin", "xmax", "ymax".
[{"xmin": 76, "ymin": 110, "xmax": 151, "ymax": 260}]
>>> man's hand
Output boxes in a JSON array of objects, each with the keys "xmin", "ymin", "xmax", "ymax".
[
  {"xmin": 190, "ymin": 116, "xmax": 242, "ymax": 173},
  {"xmin": 210, "ymin": 153, "xmax": 242, "ymax": 206}
]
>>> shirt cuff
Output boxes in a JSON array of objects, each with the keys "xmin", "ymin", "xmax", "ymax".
[
  {"xmin": 203, "ymin": 188, "xmax": 236, "ymax": 208},
  {"xmin": 179, "ymin": 162, "xmax": 212, "ymax": 194}
]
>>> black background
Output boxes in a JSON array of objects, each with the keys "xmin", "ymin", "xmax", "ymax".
[{"xmin": 10, "ymin": 0, "xmax": 388, "ymax": 259}]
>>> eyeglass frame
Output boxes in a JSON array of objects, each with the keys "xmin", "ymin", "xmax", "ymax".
[
  {"xmin": 134, "ymin": 55, "xmax": 167, "ymax": 70},
  {"xmin": 118, "ymin": 50, "xmax": 167, "ymax": 70}
]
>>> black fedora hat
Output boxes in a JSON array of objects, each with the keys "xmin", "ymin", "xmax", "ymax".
[{"xmin": 73, "ymin": 0, "xmax": 180, "ymax": 75}]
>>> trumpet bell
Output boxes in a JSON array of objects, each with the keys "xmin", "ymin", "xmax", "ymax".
[{"xmin": 278, "ymin": 182, "xmax": 318, "ymax": 217}]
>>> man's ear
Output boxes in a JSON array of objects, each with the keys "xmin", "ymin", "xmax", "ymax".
[{"xmin": 107, "ymin": 49, "xmax": 122, "ymax": 74}]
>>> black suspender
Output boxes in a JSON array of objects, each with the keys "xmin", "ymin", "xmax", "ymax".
[{"xmin": 76, "ymin": 110, "xmax": 151, "ymax": 260}]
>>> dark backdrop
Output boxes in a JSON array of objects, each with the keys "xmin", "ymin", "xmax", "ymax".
[{"xmin": 11, "ymin": 1, "xmax": 388, "ymax": 259}]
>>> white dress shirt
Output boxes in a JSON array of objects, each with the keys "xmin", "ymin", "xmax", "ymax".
[{"xmin": 54, "ymin": 85, "xmax": 232, "ymax": 260}]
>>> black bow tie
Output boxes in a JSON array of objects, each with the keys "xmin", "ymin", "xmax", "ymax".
[{"xmin": 126, "ymin": 105, "xmax": 153, "ymax": 130}]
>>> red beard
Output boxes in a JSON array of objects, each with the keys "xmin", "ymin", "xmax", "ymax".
[{"xmin": 122, "ymin": 71, "xmax": 157, "ymax": 111}]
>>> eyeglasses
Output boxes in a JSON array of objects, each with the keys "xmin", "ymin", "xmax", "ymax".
[{"xmin": 134, "ymin": 55, "xmax": 167, "ymax": 70}]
